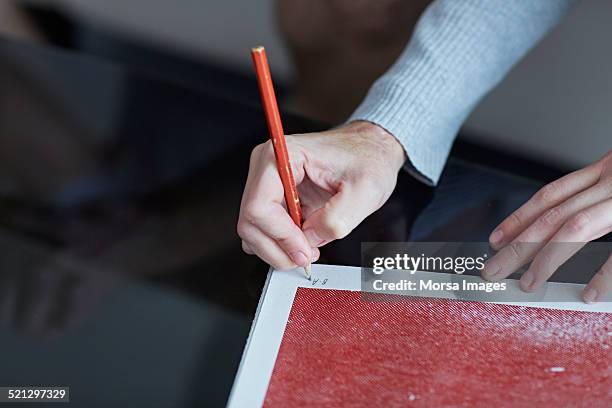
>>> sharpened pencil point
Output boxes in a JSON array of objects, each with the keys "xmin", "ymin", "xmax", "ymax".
[{"xmin": 304, "ymin": 264, "xmax": 312, "ymax": 280}]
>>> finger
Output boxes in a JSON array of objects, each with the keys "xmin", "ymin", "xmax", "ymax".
[
  {"xmin": 243, "ymin": 203, "xmax": 312, "ymax": 266},
  {"xmin": 516, "ymin": 180, "xmax": 612, "ymax": 243},
  {"xmin": 242, "ymin": 143, "xmax": 287, "ymax": 208},
  {"xmin": 583, "ymin": 253, "xmax": 612, "ymax": 304},
  {"xmin": 519, "ymin": 242, "xmax": 585, "ymax": 292},
  {"xmin": 484, "ymin": 181, "xmax": 612, "ymax": 280},
  {"xmin": 312, "ymin": 247, "xmax": 321, "ymax": 263},
  {"xmin": 521, "ymin": 198, "xmax": 612, "ymax": 292},
  {"xmin": 489, "ymin": 163, "xmax": 602, "ymax": 249},
  {"xmin": 482, "ymin": 241, "xmax": 539, "ymax": 281},
  {"xmin": 239, "ymin": 142, "xmax": 313, "ymax": 266},
  {"xmin": 242, "ymin": 241, "xmax": 254, "ymax": 255},
  {"xmin": 550, "ymin": 198, "xmax": 612, "ymax": 243},
  {"xmin": 302, "ymin": 178, "xmax": 386, "ymax": 247},
  {"xmin": 239, "ymin": 223, "xmax": 297, "ymax": 271},
  {"xmin": 243, "ymin": 140, "xmax": 306, "ymax": 208}
]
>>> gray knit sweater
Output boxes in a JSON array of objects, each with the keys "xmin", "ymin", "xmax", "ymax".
[{"xmin": 349, "ymin": 0, "xmax": 577, "ymax": 185}]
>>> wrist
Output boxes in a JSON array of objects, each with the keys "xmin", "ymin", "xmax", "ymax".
[{"xmin": 347, "ymin": 120, "xmax": 407, "ymax": 172}]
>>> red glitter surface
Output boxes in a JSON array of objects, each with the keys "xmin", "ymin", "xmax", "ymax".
[{"xmin": 263, "ymin": 288, "xmax": 612, "ymax": 407}]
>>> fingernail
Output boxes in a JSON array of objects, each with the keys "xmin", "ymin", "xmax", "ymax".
[
  {"xmin": 490, "ymin": 229, "xmax": 504, "ymax": 246},
  {"xmin": 289, "ymin": 251, "xmax": 308, "ymax": 267},
  {"xmin": 582, "ymin": 287, "xmax": 598, "ymax": 304},
  {"xmin": 520, "ymin": 270, "xmax": 534, "ymax": 291},
  {"xmin": 304, "ymin": 229, "xmax": 324, "ymax": 247},
  {"xmin": 311, "ymin": 248, "xmax": 320, "ymax": 263}
]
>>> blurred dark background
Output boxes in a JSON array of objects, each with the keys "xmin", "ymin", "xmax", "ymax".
[{"xmin": 2, "ymin": 0, "xmax": 610, "ymax": 168}]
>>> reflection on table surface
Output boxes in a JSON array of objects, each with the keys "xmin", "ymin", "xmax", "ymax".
[{"xmin": 0, "ymin": 38, "xmax": 578, "ymax": 407}]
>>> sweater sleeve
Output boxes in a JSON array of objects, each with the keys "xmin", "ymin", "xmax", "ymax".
[{"xmin": 348, "ymin": 0, "xmax": 577, "ymax": 185}]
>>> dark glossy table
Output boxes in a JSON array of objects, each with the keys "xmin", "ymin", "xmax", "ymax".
[{"xmin": 0, "ymin": 37, "xmax": 590, "ymax": 407}]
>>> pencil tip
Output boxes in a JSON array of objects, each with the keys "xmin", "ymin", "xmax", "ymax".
[
  {"xmin": 304, "ymin": 264, "xmax": 312, "ymax": 280},
  {"xmin": 252, "ymin": 46, "xmax": 265, "ymax": 53}
]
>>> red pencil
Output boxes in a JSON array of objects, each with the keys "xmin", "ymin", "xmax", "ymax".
[{"xmin": 251, "ymin": 46, "xmax": 311, "ymax": 279}]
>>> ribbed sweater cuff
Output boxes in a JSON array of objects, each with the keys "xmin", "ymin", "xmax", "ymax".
[
  {"xmin": 349, "ymin": 78, "xmax": 456, "ymax": 186},
  {"xmin": 347, "ymin": 0, "xmax": 576, "ymax": 186}
]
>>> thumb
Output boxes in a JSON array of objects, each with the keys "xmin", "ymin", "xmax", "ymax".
[{"xmin": 302, "ymin": 179, "xmax": 383, "ymax": 247}]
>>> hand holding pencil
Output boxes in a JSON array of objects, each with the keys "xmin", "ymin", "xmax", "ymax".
[{"xmin": 238, "ymin": 47, "xmax": 406, "ymax": 273}]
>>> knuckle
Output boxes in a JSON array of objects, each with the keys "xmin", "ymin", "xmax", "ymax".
[
  {"xmin": 598, "ymin": 261, "xmax": 612, "ymax": 279},
  {"xmin": 250, "ymin": 141, "xmax": 273, "ymax": 162},
  {"xmin": 242, "ymin": 203, "xmax": 266, "ymax": 225},
  {"xmin": 539, "ymin": 206, "xmax": 563, "ymax": 228},
  {"xmin": 566, "ymin": 211, "xmax": 591, "ymax": 235},
  {"xmin": 241, "ymin": 241, "xmax": 253, "ymax": 254},
  {"xmin": 236, "ymin": 221, "xmax": 254, "ymax": 241},
  {"xmin": 249, "ymin": 144, "xmax": 262, "ymax": 163},
  {"xmin": 507, "ymin": 242, "xmax": 523, "ymax": 261},
  {"xmin": 531, "ymin": 251, "xmax": 552, "ymax": 272},
  {"xmin": 323, "ymin": 213, "xmax": 352, "ymax": 240},
  {"xmin": 599, "ymin": 176, "xmax": 612, "ymax": 193},
  {"xmin": 598, "ymin": 270, "xmax": 612, "ymax": 282},
  {"xmin": 261, "ymin": 140, "xmax": 275, "ymax": 156},
  {"xmin": 537, "ymin": 182, "xmax": 561, "ymax": 204},
  {"xmin": 506, "ymin": 211, "xmax": 524, "ymax": 231}
]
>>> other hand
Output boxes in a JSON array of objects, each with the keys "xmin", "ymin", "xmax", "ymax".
[{"xmin": 483, "ymin": 151, "xmax": 612, "ymax": 304}]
